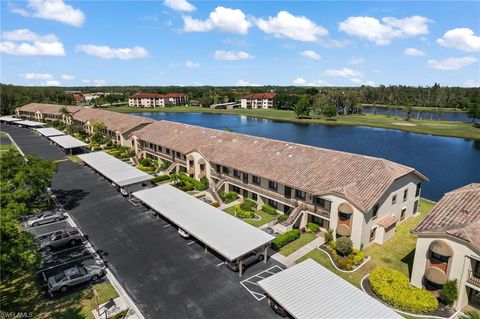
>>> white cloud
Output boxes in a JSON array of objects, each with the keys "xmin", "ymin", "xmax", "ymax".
[
  {"xmin": 236, "ymin": 79, "xmax": 260, "ymax": 86},
  {"xmin": 350, "ymin": 78, "xmax": 363, "ymax": 84},
  {"xmin": 348, "ymin": 57, "xmax": 365, "ymax": 65},
  {"xmin": 300, "ymin": 50, "xmax": 320, "ymax": 60},
  {"xmin": 164, "ymin": 0, "xmax": 195, "ymax": 12},
  {"xmin": 339, "ymin": 15, "xmax": 431, "ymax": 45},
  {"xmin": 44, "ymin": 80, "xmax": 60, "ymax": 86},
  {"xmin": 293, "ymin": 77, "xmax": 307, "ymax": 85},
  {"xmin": 93, "ymin": 80, "xmax": 107, "ymax": 86},
  {"xmin": 76, "ymin": 44, "xmax": 148, "ymax": 60},
  {"xmin": 183, "ymin": 7, "xmax": 251, "ymax": 35},
  {"xmin": 436, "ymin": 28, "xmax": 480, "ymax": 52},
  {"xmin": 10, "ymin": 0, "xmax": 85, "ymax": 27},
  {"xmin": 214, "ymin": 50, "xmax": 253, "ymax": 61},
  {"xmin": 185, "ymin": 61, "xmax": 200, "ymax": 68},
  {"xmin": 81, "ymin": 79, "xmax": 90, "ymax": 83},
  {"xmin": 61, "ymin": 74, "xmax": 75, "ymax": 80},
  {"xmin": 2, "ymin": 29, "xmax": 58, "ymax": 42},
  {"xmin": 21, "ymin": 72, "xmax": 53, "ymax": 80},
  {"xmin": 0, "ymin": 40, "xmax": 65, "ymax": 56},
  {"xmin": 465, "ymin": 79, "xmax": 478, "ymax": 87},
  {"xmin": 256, "ymin": 11, "xmax": 328, "ymax": 42},
  {"xmin": 323, "ymin": 68, "xmax": 363, "ymax": 78},
  {"xmin": 404, "ymin": 47, "xmax": 426, "ymax": 56},
  {"xmin": 427, "ymin": 56, "xmax": 478, "ymax": 70}
]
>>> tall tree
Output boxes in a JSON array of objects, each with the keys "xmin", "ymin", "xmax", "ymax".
[{"xmin": 294, "ymin": 96, "xmax": 311, "ymax": 118}]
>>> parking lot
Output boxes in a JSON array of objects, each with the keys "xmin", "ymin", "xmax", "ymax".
[{"xmin": 7, "ymin": 126, "xmax": 281, "ymax": 319}]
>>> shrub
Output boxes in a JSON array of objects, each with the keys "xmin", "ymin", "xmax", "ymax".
[
  {"xmin": 337, "ymin": 258, "xmax": 348, "ymax": 270},
  {"xmin": 240, "ymin": 198, "xmax": 256, "ymax": 211},
  {"xmin": 277, "ymin": 214, "xmax": 288, "ymax": 222},
  {"xmin": 440, "ymin": 280, "xmax": 458, "ymax": 306},
  {"xmin": 153, "ymin": 175, "xmax": 170, "ymax": 183},
  {"xmin": 178, "ymin": 174, "xmax": 205, "ymax": 191},
  {"xmin": 139, "ymin": 158, "xmax": 153, "ymax": 166},
  {"xmin": 181, "ymin": 181, "xmax": 194, "ymax": 191},
  {"xmin": 200, "ymin": 176, "xmax": 209, "ymax": 189},
  {"xmin": 261, "ymin": 204, "xmax": 277, "ymax": 215},
  {"xmin": 306, "ymin": 222, "xmax": 320, "ymax": 233},
  {"xmin": 336, "ymin": 237, "xmax": 353, "ymax": 256},
  {"xmin": 271, "ymin": 230, "xmax": 300, "ymax": 250},
  {"xmin": 222, "ymin": 191, "xmax": 238, "ymax": 204},
  {"xmin": 211, "ymin": 202, "xmax": 220, "ymax": 208},
  {"xmin": 324, "ymin": 228, "xmax": 334, "ymax": 244},
  {"xmin": 235, "ymin": 205, "xmax": 254, "ymax": 219},
  {"xmin": 369, "ymin": 268, "xmax": 438, "ymax": 313},
  {"xmin": 353, "ymin": 250, "xmax": 365, "ymax": 266}
]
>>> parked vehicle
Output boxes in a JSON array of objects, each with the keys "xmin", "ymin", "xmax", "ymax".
[
  {"xmin": 225, "ymin": 249, "xmax": 264, "ymax": 272},
  {"xmin": 202, "ymin": 198, "xmax": 212, "ymax": 204},
  {"xmin": 48, "ymin": 265, "xmax": 104, "ymax": 293},
  {"xmin": 268, "ymin": 298, "xmax": 289, "ymax": 317},
  {"xmin": 265, "ymin": 227, "xmax": 274, "ymax": 235},
  {"xmin": 26, "ymin": 210, "xmax": 65, "ymax": 227},
  {"xmin": 120, "ymin": 188, "xmax": 128, "ymax": 196},
  {"xmin": 178, "ymin": 228, "xmax": 190, "ymax": 238},
  {"xmin": 39, "ymin": 228, "xmax": 82, "ymax": 252}
]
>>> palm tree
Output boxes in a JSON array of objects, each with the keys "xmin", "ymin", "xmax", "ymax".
[{"xmin": 59, "ymin": 106, "xmax": 73, "ymax": 124}]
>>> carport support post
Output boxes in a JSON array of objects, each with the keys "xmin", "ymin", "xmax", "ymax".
[
  {"xmin": 205, "ymin": 246, "xmax": 208, "ymax": 253},
  {"xmin": 239, "ymin": 259, "xmax": 243, "ymax": 277},
  {"xmin": 263, "ymin": 245, "xmax": 268, "ymax": 264}
]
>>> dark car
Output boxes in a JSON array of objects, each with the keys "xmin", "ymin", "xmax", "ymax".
[
  {"xmin": 225, "ymin": 249, "xmax": 264, "ymax": 272},
  {"xmin": 268, "ymin": 298, "xmax": 290, "ymax": 317}
]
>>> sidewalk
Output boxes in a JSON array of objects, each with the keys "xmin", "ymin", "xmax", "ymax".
[{"xmin": 271, "ymin": 237, "xmax": 324, "ymax": 267}]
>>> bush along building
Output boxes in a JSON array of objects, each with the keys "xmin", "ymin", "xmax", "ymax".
[{"xmin": 411, "ymin": 183, "xmax": 480, "ymax": 311}]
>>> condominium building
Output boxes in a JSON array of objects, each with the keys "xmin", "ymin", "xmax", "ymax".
[
  {"xmin": 132, "ymin": 120, "xmax": 426, "ymax": 249},
  {"xmin": 128, "ymin": 93, "xmax": 188, "ymax": 108},
  {"xmin": 240, "ymin": 93, "xmax": 276, "ymax": 109},
  {"xmin": 15, "ymin": 103, "xmax": 82, "ymax": 125},
  {"xmin": 411, "ymin": 184, "xmax": 480, "ymax": 311}
]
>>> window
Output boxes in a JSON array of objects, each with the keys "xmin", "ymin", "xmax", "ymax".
[
  {"xmin": 403, "ymin": 189, "xmax": 408, "ymax": 202},
  {"xmin": 315, "ymin": 197, "xmax": 326, "ymax": 208},
  {"xmin": 242, "ymin": 189, "xmax": 248, "ymax": 198},
  {"xmin": 233, "ymin": 170, "xmax": 241, "ymax": 178},
  {"xmin": 268, "ymin": 181, "xmax": 278, "ymax": 191},
  {"xmin": 284, "ymin": 186, "xmax": 292, "ymax": 198},
  {"xmin": 295, "ymin": 189, "xmax": 306, "ymax": 200},
  {"xmin": 370, "ymin": 227, "xmax": 377, "ymax": 241},
  {"xmin": 268, "ymin": 199, "xmax": 278, "ymax": 209},
  {"xmin": 200, "ymin": 164, "xmax": 205, "ymax": 171},
  {"xmin": 166, "ymin": 148, "xmax": 171, "ymax": 155},
  {"xmin": 252, "ymin": 175, "xmax": 261, "ymax": 185},
  {"xmin": 415, "ymin": 183, "xmax": 422, "ymax": 197},
  {"xmin": 392, "ymin": 194, "xmax": 397, "ymax": 204},
  {"xmin": 251, "ymin": 193, "xmax": 258, "ymax": 201},
  {"xmin": 431, "ymin": 252, "xmax": 449, "ymax": 263},
  {"xmin": 372, "ymin": 204, "xmax": 379, "ymax": 219},
  {"xmin": 232, "ymin": 185, "xmax": 240, "ymax": 193},
  {"xmin": 189, "ymin": 160, "xmax": 194, "ymax": 166},
  {"xmin": 243, "ymin": 173, "xmax": 249, "ymax": 184},
  {"xmin": 222, "ymin": 166, "xmax": 229, "ymax": 174},
  {"xmin": 400, "ymin": 208, "xmax": 406, "ymax": 220}
]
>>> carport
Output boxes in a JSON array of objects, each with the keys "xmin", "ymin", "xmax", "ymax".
[
  {"xmin": 16, "ymin": 120, "xmax": 46, "ymax": 128},
  {"xmin": 258, "ymin": 259, "xmax": 403, "ymax": 319},
  {"xmin": 37, "ymin": 127, "xmax": 65, "ymax": 137},
  {"xmin": 49, "ymin": 135, "xmax": 88, "ymax": 155},
  {"xmin": 0, "ymin": 116, "xmax": 22, "ymax": 123},
  {"xmin": 78, "ymin": 151, "xmax": 153, "ymax": 193},
  {"xmin": 132, "ymin": 184, "xmax": 275, "ymax": 276}
]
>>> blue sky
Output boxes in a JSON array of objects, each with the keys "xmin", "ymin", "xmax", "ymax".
[{"xmin": 1, "ymin": 0, "xmax": 479, "ymax": 87}]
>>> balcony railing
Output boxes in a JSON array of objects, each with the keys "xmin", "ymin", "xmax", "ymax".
[
  {"xmin": 467, "ymin": 270, "xmax": 480, "ymax": 288},
  {"xmin": 142, "ymin": 147, "xmax": 186, "ymax": 165}
]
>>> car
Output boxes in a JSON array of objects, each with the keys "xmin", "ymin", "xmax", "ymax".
[
  {"xmin": 268, "ymin": 298, "xmax": 289, "ymax": 317},
  {"xmin": 265, "ymin": 227, "xmax": 274, "ymax": 235},
  {"xmin": 120, "ymin": 188, "xmax": 128, "ymax": 197},
  {"xmin": 26, "ymin": 210, "xmax": 65, "ymax": 227},
  {"xmin": 178, "ymin": 228, "xmax": 190, "ymax": 238},
  {"xmin": 225, "ymin": 249, "xmax": 264, "ymax": 272},
  {"xmin": 39, "ymin": 228, "xmax": 82, "ymax": 252},
  {"xmin": 48, "ymin": 265, "xmax": 104, "ymax": 293},
  {"xmin": 202, "ymin": 198, "xmax": 212, "ymax": 204}
]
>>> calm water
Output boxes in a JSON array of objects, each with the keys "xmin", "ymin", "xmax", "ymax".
[
  {"xmin": 133, "ymin": 112, "xmax": 480, "ymax": 201},
  {"xmin": 363, "ymin": 107, "xmax": 472, "ymax": 122}
]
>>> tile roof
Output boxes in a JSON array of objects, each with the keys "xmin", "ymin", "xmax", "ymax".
[
  {"xmin": 242, "ymin": 93, "xmax": 277, "ymax": 100},
  {"xmin": 72, "ymin": 108, "xmax": 153, "ymax": 134},
  {"xmin": 413, "ymin": 183, "xmax": 480, "ymax": 251},
  {"xmin": 133, "ymin": 120, "xmax": 426, "ymax": 212},
  {"xmin": 16, "ymin": 103, "xmax": 82, "ymax": 115},
  {"xmin": 377, "ymin": 215, "xmax": 399, "ymax": 229},
  {"xmin": 129, "ymin": 93, "xmax": 187, "ymax": 99}
]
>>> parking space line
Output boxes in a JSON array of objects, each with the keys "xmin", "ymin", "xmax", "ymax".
[
  {"xmin": 42, "ymin": 245, "xmax": 85, "ymax": 256},
  {"xmin": 240, "ymin": 265, "xmax": 284, "ymax": 301},
  {"xmin": 216, "ymin": 261, "xmax": 225, "ymax": 267},
  {"xmin": 163, "ymin": 224, "xmax": 171, "ymax": 228},
  {"xmin": 36, "ymin": 254, "xmax": 92, "ymax": 273},
  {"xmin": 187, "ymin": 241, "xmax": 197, "ymax": 246}
]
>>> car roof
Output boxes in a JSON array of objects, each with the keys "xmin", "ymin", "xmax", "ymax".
[{"xmin": 64, "ymin": 267, "xmax": 81, "ymax": 276}]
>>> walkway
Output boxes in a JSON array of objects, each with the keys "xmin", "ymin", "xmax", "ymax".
[{"xmin": 271, "ymin": 237, "xmax": 324, "ymax": 267}]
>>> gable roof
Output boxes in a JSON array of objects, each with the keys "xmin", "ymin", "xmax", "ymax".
[
  {"xmin": 242, "ymin": 93, "xmax": 277, "ymax": 100},
  {"xmin": 16, "ymin": 103, "xmax": 82, "ymax": 115},
  {"xmin": 133, "ymin": 120, "xmax": 426, "ymax": 212},
  {"xmin": 72, "ymin": 108, "xmax": 153, "ymax": 134},
  {"xmin": 413, "ymin": 183, "xmax": 480, "ymax": 251}
]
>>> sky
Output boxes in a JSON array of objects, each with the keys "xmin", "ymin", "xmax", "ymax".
[{"xmin": 1, "ymin": 0, "xmax": 479, "ymax": 87}]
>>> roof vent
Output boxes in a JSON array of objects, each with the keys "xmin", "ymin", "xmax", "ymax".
[
  {"xmin": 253, "ymin": 141, "xmax": 258, "ymax": 144},
  {"xmin": 288, "ymin": 154, "xmax": 293, "ymax": 158},
  {"xmin": 276, "ymin": 151, "xmax": 280, "ymax": 155}
]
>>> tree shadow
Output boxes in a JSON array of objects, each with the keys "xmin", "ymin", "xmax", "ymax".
[
  {"xmin": 51, "ymin": 189, "xmax": 89, "ymax": 210},
  {"xmin": 401, "ymin": 248, "xmax": 416, "ymax": 279}
]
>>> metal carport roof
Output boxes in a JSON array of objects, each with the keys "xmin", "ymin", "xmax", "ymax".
[
  {"xmin": 50, "ymin": 135, "xmax": 88, "ymax": 149},
  {"xmin": 37, "ymin": 127, "xmax": 65, "ymax": 137},
  {"xmin": 0, "ymin": 116, "xmax": 22, "ymax": 122},
  {"xmin": 78, "ymin": 151, "xmax": 153, "ymax": 187},
  {"xmin": 16, "ymin": 120, "xmax": 45, "ymax": 127},
  {"xmin": 132, "ymin": 184, "xmax": 274, "ymax": 261},
  {"xmin": 258, "ymin": 259, "xmax": 403, "ymax": 319}
]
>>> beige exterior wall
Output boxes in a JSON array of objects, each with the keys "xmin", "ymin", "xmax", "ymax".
[{"xmin": 411, "ymin": 235, "xmax": 480, "ymax": 309}]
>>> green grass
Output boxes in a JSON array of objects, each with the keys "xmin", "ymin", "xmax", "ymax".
[
  {"xmin": 279, "ymin": 233, "xmax": 317, "ymax": 256},
  {"xmin": 106, "ymin": 106, "xmax": 480, "ymax": 141},
  {"xmin": 68, "ymin": 155, "xmax": 82, "ymax": 163},
  {"xmin": 296, "ymin": 198, "xmax": 434, "ymax": 288},
  {"xmin": 0, "ymin": 143, "xmax": 15, "ymax": 153},
  {"xmin": 0, "ymin": 271, "xmax": 119, "ymax": 319},
  {"xmin": 224, "ymin": 205, "xmax": 278, "ymax": 227},
  {"xmin": 0, "ymin": 130, "xmax": 7, "ymax": 136}
]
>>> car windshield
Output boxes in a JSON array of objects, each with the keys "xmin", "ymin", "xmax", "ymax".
[
  {"xmin": 54, "ymin": 272, "xmax": 66, "ymax": 282},
  {"xmin": 50, "ymin": 233, "xmax": 58, "ymax": 240},
  {"xmin": 36, "ymin": 213, "xmax": 44, "ymax": 218}
]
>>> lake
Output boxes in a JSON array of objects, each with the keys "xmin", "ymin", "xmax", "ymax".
[{"xmin": 132, "ymin": 112, "xmax": 480, "ymax": 201}]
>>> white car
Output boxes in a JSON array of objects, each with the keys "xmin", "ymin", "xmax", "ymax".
[
  {"xmin": 178, "ymin": 228, "xmax": 190, "ymax": 238},
  {"xmin": 120, "ymin": 188, "xmax": 128, "ymax": 196}
]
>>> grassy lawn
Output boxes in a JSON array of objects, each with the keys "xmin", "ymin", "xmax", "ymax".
[
  {"xmin": 0, "ymin": 143, "xmax": 15, "ymax": 153},
  {"xmin": 106, "ymin": 106, "xmax": 480, "ymax": 140},
  {"xmin": 0, "ymin": 130, "xmax": 7, "ymax": 136},
  {"xmin": 296, "ymin": 198, "xmax": 435, "ymax": 288},
  {"xmin": 68, "ymin": 155, "xmax": 82, "ymax": 163},
  {"xmin": 224, "ymin": 205, "xmax": 278, "ymax": 227},
  {"xmin": 279, "ymin": 233, "xmax": 317, "ymax": 257},
  {"xmin": 0, "ymin": 271, "xmax": 119, "ymax": 319}
]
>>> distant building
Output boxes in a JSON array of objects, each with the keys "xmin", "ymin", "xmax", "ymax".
[
  {"xmin": 72, "ymin": 94, "xmax": 84, "ymax": 102},
  {"xmin": 240, "ymin": 93, "xmax": 276, "ymax": 109},
  {"xmin": 128, "ymin": 93, "xmax": 188, "ymax": 108},
  {"xmin": 411, "ymin": 183, "xmax": 480, "ymax": 311}
]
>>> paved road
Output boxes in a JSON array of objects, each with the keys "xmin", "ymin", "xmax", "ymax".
[{"xmin": 7, "ymin": 126, "xmax": 279, "ymax": 319}]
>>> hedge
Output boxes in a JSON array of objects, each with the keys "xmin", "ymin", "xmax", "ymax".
[
  {"xmin": 261, "ymin": 204, "xmax": 277, "ymax": 215},
  {"xmin": 369, "ymin": 268, "xmax": 438, "ymax": 313},
  {"xmin": 235, "ymin": 205, "xmax": 254, "ymax": 219},
  {"xmin": 271, "ymin": 229, "xmax": 300, "ymax": 250},
  {"xmin": 153, "ymin": 175, "xmax": 170, "ymax": 183},
  {"xmin": 179, "ymin": 174, "xmax": 205, "ymax": 191},
  {"xmin": 306, "ymin": 222, "xmax": 320, "ymax": 233},
  {"xmin": 240, "ymin": 198, "xmax": 257, "ymax": 211},
  {"xmin": 222, "ymin": 191, "xmax": 238, "ymax": 204},
  {"xmin": 277, "ymin": 214, "xmax": 288, "ymax": 222}
]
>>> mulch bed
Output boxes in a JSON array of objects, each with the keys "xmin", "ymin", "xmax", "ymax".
[{"xmin": 362, "ymin": 276, "xmax": 455, "ymax": 318}]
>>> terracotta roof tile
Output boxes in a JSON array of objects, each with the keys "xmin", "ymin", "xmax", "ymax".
[
  {"xmin": 16, "ymin": 103, "xmax": 82, "ymax": 115},
  {"xmin": 242, "ymin": 93, "xmax": 277, "ymax": 99},
  {"xmin": 377, "ymin": 215, "xmax": 399, "ymax": 228},
  {"xmin": 72, "ymin": 108, "xmax": 153, "ymax": 134}
]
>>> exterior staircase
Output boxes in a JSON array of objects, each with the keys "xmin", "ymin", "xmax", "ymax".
[
  {"xmin": 281, "ymin": 203, "xmax": 304, "ymax": 226},
  {"xmin": 165, "ymin": 162, "xmax": 178, "ymax": 174},
  {"xmin": 207, "ymin": 178, "xmax": 225, "ymax": 204}
]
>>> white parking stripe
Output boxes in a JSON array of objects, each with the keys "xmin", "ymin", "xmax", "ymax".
[
  {"xmin": 36, "ymin": 254, "xmax": 91, "ymax": 273},
  {"xmin": 216, "ymin": 262, "xmax": 225, "ymax": 267},
  {"xmin": 163, "ymin": 224, "xmax": 171, "ymax": 228},
  {"xmin": 187, "ymin": 241, "xmax": 197, "ymax": 246},
  {"xmin": 240, "ymin": 265, "xmax": 284, "ymax": 301}
]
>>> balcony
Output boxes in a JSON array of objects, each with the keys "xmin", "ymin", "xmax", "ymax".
[
  {"xmin": 468, "ymin": 271, "xmax": 480, "ymax": 288},
  {"xmin": 142, "ymin": 147, "xmax": 186, "ymax": 165}
]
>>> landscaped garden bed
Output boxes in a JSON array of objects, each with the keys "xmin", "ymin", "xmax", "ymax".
[
  {"xmin": 320, "ymin": 234, "xmax": 367, "ymax": 271},
  {"xmin": 223, "ymin": 199, "xmax": 278, "ymax": 227}
]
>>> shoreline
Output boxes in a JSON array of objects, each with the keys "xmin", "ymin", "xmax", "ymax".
[{"xmin": 104, "ymin": 106, "xmax": 480, "ymax": 141}]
